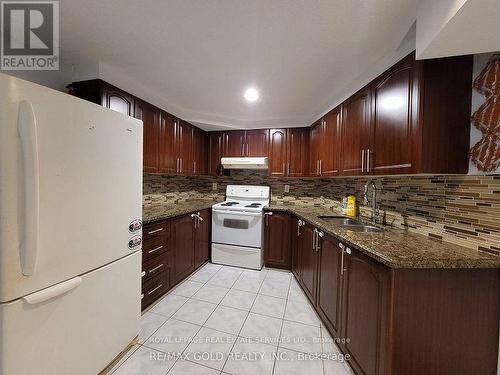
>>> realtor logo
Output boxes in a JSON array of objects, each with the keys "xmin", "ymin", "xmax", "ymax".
[{"xmin": 1, "ymin": 1, "xmax": 59, "ymax": 70}]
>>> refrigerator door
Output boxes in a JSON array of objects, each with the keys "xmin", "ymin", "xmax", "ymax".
[
  {"xmin": 0, "ymin": 74, "xmax": 143, "ymax": 302},
  {"xmin": 0, "ymin": 251, "xmax": 141, "ymax": 375}
]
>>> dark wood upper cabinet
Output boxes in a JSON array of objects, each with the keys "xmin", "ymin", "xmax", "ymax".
[
  {"xmin": 341, "ymin": 247, "xmax": 389, "ymax": 375},
  {"xmin": 370, "ymin": 56, "xmax": 414, "ymax": 175},
  {"xmin": 208, "ymin": 132, "xmax": 224, "ymax": 176},
  {"xmin": 317, "ymin": 234, "xmax": 343, "ymax": 339},
  {"xmin": 224, "ymin": 131, "xmax": 246, "ymax": 157},
  {"xmin": 245, "ymin": 129, "xmax": 269, "ymax": 156},
  {"xmin": 194, "ymin": 209, "xmax": 210, "ymax": 268},
  {"xmin": 269, "ymin": 129, "xmax": 288, "ymax": 177},
  {"xmin": 340, "ymin": 89, "xmax": 371, "ymax": 176},
  {"xmin": 159, "ymin": 111, "xmax": 177, "ymax": 174},
  {"xmin": 269, "ymin": 128, "xmax": 309, "ymax": 177},
  {"xmin": 177, "ymin": 120, "xmax": 193, "ymax": 175},
  {"xmin": 103, "ymin": 87, "xmax": 134, "ymax": 116},
  {"xmin": 287, "ymin": 127, "xmax": 309, "ymax": 177},
  {"xmin": 170, "ymin": 214, "xmax": 195, "ymax": 285},
  {"xmin": 135, "ymin": 100, "xmax": 161, "ymax": 173},
  {"xmin": 263, "ymin": 211, "xmax": 291, "ymax": 269},
  {"xmin": 192, "ymin": 128, "xmax": 208, "ymax": 175},
  {"xmin": 309, "ymin": 120, "xmax": 322, "ymax": 176},
  {"xmin": 321, "ymin": 107, "xmax": 341, "ymax": 176}
]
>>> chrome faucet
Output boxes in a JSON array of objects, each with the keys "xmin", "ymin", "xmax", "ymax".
[{"xmin": 363, "ymin": 180, "xmax": 377, "ymax": 224}]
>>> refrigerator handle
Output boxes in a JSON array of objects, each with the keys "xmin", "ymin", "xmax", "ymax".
[
  {"xmin": 22, "ymin": 276, "xmax": 82, "ymax": 305},
  {"xmin": 17, "ymin": 100, "xmax": 40, "ymax": 276}
]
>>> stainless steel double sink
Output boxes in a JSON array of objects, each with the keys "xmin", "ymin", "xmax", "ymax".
[{"xmin": 317, "ymin": 216, "xmax": 383, "ymax": 232}]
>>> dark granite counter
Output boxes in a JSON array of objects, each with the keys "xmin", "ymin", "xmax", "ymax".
[
  {"xmin": 266, "ymin": 205, "xmax": 500, "ymax": 269},
  {"xmin": 143, "ymin": 199, "xmax": 219, "ymax": 224}
]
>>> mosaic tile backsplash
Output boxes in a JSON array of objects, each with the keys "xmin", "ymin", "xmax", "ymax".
[{"xmin": 143, "ymin": 171, "xmax": 500, "ymax": 255}]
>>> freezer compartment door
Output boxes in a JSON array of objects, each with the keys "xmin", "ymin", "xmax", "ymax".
[
  {"xmin": 0, "ymin": 74, "xmax": 143, "ymax": 302},
  {"xmin": 0, "ymin": 251, "xmax": 141, "ymax": 375}
]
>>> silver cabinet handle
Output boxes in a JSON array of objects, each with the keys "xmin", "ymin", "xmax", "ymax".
[
  {"xmin": 246, "ymin": 143, "xmax": 249, "ymax": 155},
  {"xmin": 316, "ymin": 231, "xmax": 323, "ymax": 251},
  {"xmin": 340, "ymin": 245, "xmax": 345, "ymax": 275},
  {"xmin": 338, "ymin": 242, "xmax": 345, "ymax": 250},
  {"xmin": 147, "ymin": 284, "xmax": 163, "ymax": 295},
  {"xmin": 193, "ymin": 161, "xmax": 196, "ymax": 174},
  {"xmin": 197, "ymin": 212, "xmax": 203, "ymax": 222},
  {"xmin": 191, "ymin": 213, "xmax": 197, "ymax": 228},
  {"xmin": 366, "ymin": 149, "xmax": 370, "ymax": 173},
  {"xmin": 141, "ymin": 271, "xmax": 146, "ymax": 277},
  {"xmin": 319, "ymin": 160, "xmax": 322, "ymax": 175},
  {"xmin": 297, "ymin": 220, "xmax": 302, "ymax": 236},
  {"xmin": 264, "ymin": 211, "xmax": 272, "ymax": 226},
  {"xmin": 361, "ymin": 149, "xmax": 365, "ymax": 173},
  {"xmin": 312, "ymin": 228, "xmax": 317, "ymax": 250},
  {"xmin": 148, "ymin": 245, "xmax": 163, "ymax": 254},
  {"xmin": 242, "ymin": 143, "xmax": 245, "ymax": 155},
  {"xmin": 148, "ymin": 264, "xmax": 164, "ymax": 273},
  {"xmin": 180, "ymin": 158, "xmax": 183, "ymax": 172},
  {"xmin": 346, "ymin": 247, "xmax": 352, "ymax": 255},
  {"xmin": 147, "ymin": 228, "xmax": 163, "ymax": 235}
]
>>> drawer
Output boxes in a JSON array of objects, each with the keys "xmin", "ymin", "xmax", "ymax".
[
  {"xmin": 143, "ymin": 221, "xmax": 168, "ymax": 242},
  {"xmin": 142, "ymin": 237, "xmax": 168, "ymax": 262},
  {"xmin": 141, "ymin": 269, "xmax": 170, "ymax": 310},
  {"xmin": 142, "ymin": 251, "xmax": 171, "ymax": 282}
]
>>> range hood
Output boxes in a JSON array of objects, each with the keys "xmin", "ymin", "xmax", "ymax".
[{"xmin": 221, "ymin": 157, "xmax": 268, "ymax": 170}]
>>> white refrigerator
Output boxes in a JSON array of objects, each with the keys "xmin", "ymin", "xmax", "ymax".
[{"xmin": 0, "ymin": 74, "xmax": 143, "ymax": 375}]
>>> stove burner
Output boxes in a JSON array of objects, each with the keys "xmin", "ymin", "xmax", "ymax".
[
  {"xmin": 245, "ymin": 203, "xmax": 262, "ymax": 208},
  {"xmin": 221, "ymin": 201, "xmax": 239, "ymax": 206}
]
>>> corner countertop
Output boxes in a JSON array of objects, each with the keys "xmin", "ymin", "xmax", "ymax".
[
  {"xmin": 143, "ymin": 199, "xmax": 219, "ymax": 224},
  {"xmin": 266, "ymin": 204, "xmax": 500, "ymax": 269}
]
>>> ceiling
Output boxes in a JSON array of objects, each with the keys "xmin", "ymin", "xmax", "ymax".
[{"xmin": 61, "ymin": 0, "xmax": 418, "ymax": 130}]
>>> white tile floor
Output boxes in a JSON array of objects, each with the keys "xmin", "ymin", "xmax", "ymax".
[{"xmin": 109, "ymin": 263, "xmax": 353, "ymax": 375}]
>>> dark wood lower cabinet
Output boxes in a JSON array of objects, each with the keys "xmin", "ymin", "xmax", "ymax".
[
  {"xmin": 298, "ymin": 223, "xmax": 319, "ymax": 303},
  {"xmin": 141, "ymin": 209, "xmax": 211, "ymax": 310},
  {"xmin": 317, "ymin": 234, "xmax": 343, "ymax": 339},
  {"xmin": 341, "ymin": 247, "xmax": 390, "ymax": 375},
  {"xmin": 170, "ymin": 214, "xmax": 196, "ymax": 285},
  {"xmin": 194, "ymin": 209, "xmax": 211, "ymax": 268},
  {"xmin": 292, "ymin": 217, "xmax": 500, "ymax": 375},
  {"xmin": 263, "ymin": 211, "xmax": 291, "ymax": 269}
]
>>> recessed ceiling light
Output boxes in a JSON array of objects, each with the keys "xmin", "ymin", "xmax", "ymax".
[{"xmin": 244, "ymin": 88, "xmax": 259, "ymax": 102}]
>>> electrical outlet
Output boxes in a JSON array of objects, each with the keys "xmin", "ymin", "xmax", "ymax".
[
  {"xmin": 212, "ymin": 182, "xmax": 218, "ymax": 191},
  {"xmin": 284, "ymin": 184, "xmax": 290, "ymax": 193}
]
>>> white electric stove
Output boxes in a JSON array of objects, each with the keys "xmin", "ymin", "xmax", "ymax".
[{"xmin": 211, "ymin": 185, "xmax": 270, "ymax": 269}]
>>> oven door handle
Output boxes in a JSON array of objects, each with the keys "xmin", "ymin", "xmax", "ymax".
[{"xmin": 212, "ymin": 209, "xmax": 262, "ymax": 217}]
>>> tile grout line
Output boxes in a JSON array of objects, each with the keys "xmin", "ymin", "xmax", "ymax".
[{"xmin": 271, "ymin": 272, "xmax": 292, "ymax": 375}]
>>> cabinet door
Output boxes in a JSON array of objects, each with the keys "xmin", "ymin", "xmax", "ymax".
[
  {"xmin": 263, "ymin": 212, "xmax": 291, "ymax": 269},
  {"xmin": 192, "ymin": 128, "xmax": 208, "ymax": 175},
  {"xmin": 194, "ymin": 209, "xmax": 210, "ymax": 268},
  {"xmin": 208, "ymin": 132, "xmax": 224, "ymax": 176},
  {"xmin": 245, "ymin": 129, "xmax": 269, "ymax": 156},
  {"xmin": 341, "ymin": 248, "xmax": 389, "ymax": 375},
  {"xmin": 321, "ymin": 107, "xmax": 341, "ymax": 176},
  {"xmin": 102, "ymin": 86, "xmax": 134, "ymax": 116},
  {"xmin": 171, "ymin": 214, "xmax": 195, "ymax": 285},
  {"xmin": 269, "ymin": 129, "xmax": 287, "ymax": 177},
  {"xmin": 370, "ymin": 57, "xmax": 414, "ymax": 175},
  {"xmin": 309, "ymin": 122, "xmax": 322, "ymax": 176},
  {"xmin": 159, "ymin": 111, "xmax": 177, "ymax": 174},
  {"xmin": 287, "ymin": 128, "xmax": 309, "ymax": 177},
  {"xmin": 341, "ymin": 89, "xmax": 370, "ymax": 175},
  {"xmin": 291, "ymin": 217, "xmax": 301, "ymax": 279},
  {"xmin": 177, "ymin": 120, "xmax": 193, "ymax": 175},
  {"xmin": 135, "ymin": 100, "xmax": 160, "ymax": 173},
  {"xmin": 299, "ymin": 224, "xmax": 318, "ymax": 303},
  {"xmin": 317, "ymin": 235, "xmax": 343, "ymax": 338},
  {"xmin": 224, "ymin": 131, "xmax": 246, "ymax": 157}
]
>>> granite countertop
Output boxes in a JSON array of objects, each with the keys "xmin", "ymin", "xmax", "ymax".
[
  {"xmin": 143, "ymin": 199, "xmax": 219, "ymax": 224},
  {"xmin": 266, "ymin": 204, "xmax": 500, "ymax": 269}
]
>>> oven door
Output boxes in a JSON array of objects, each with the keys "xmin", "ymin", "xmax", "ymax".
[{"xmin": 212, "ymin": 209, "xmax": 263, "ymax": 248}]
